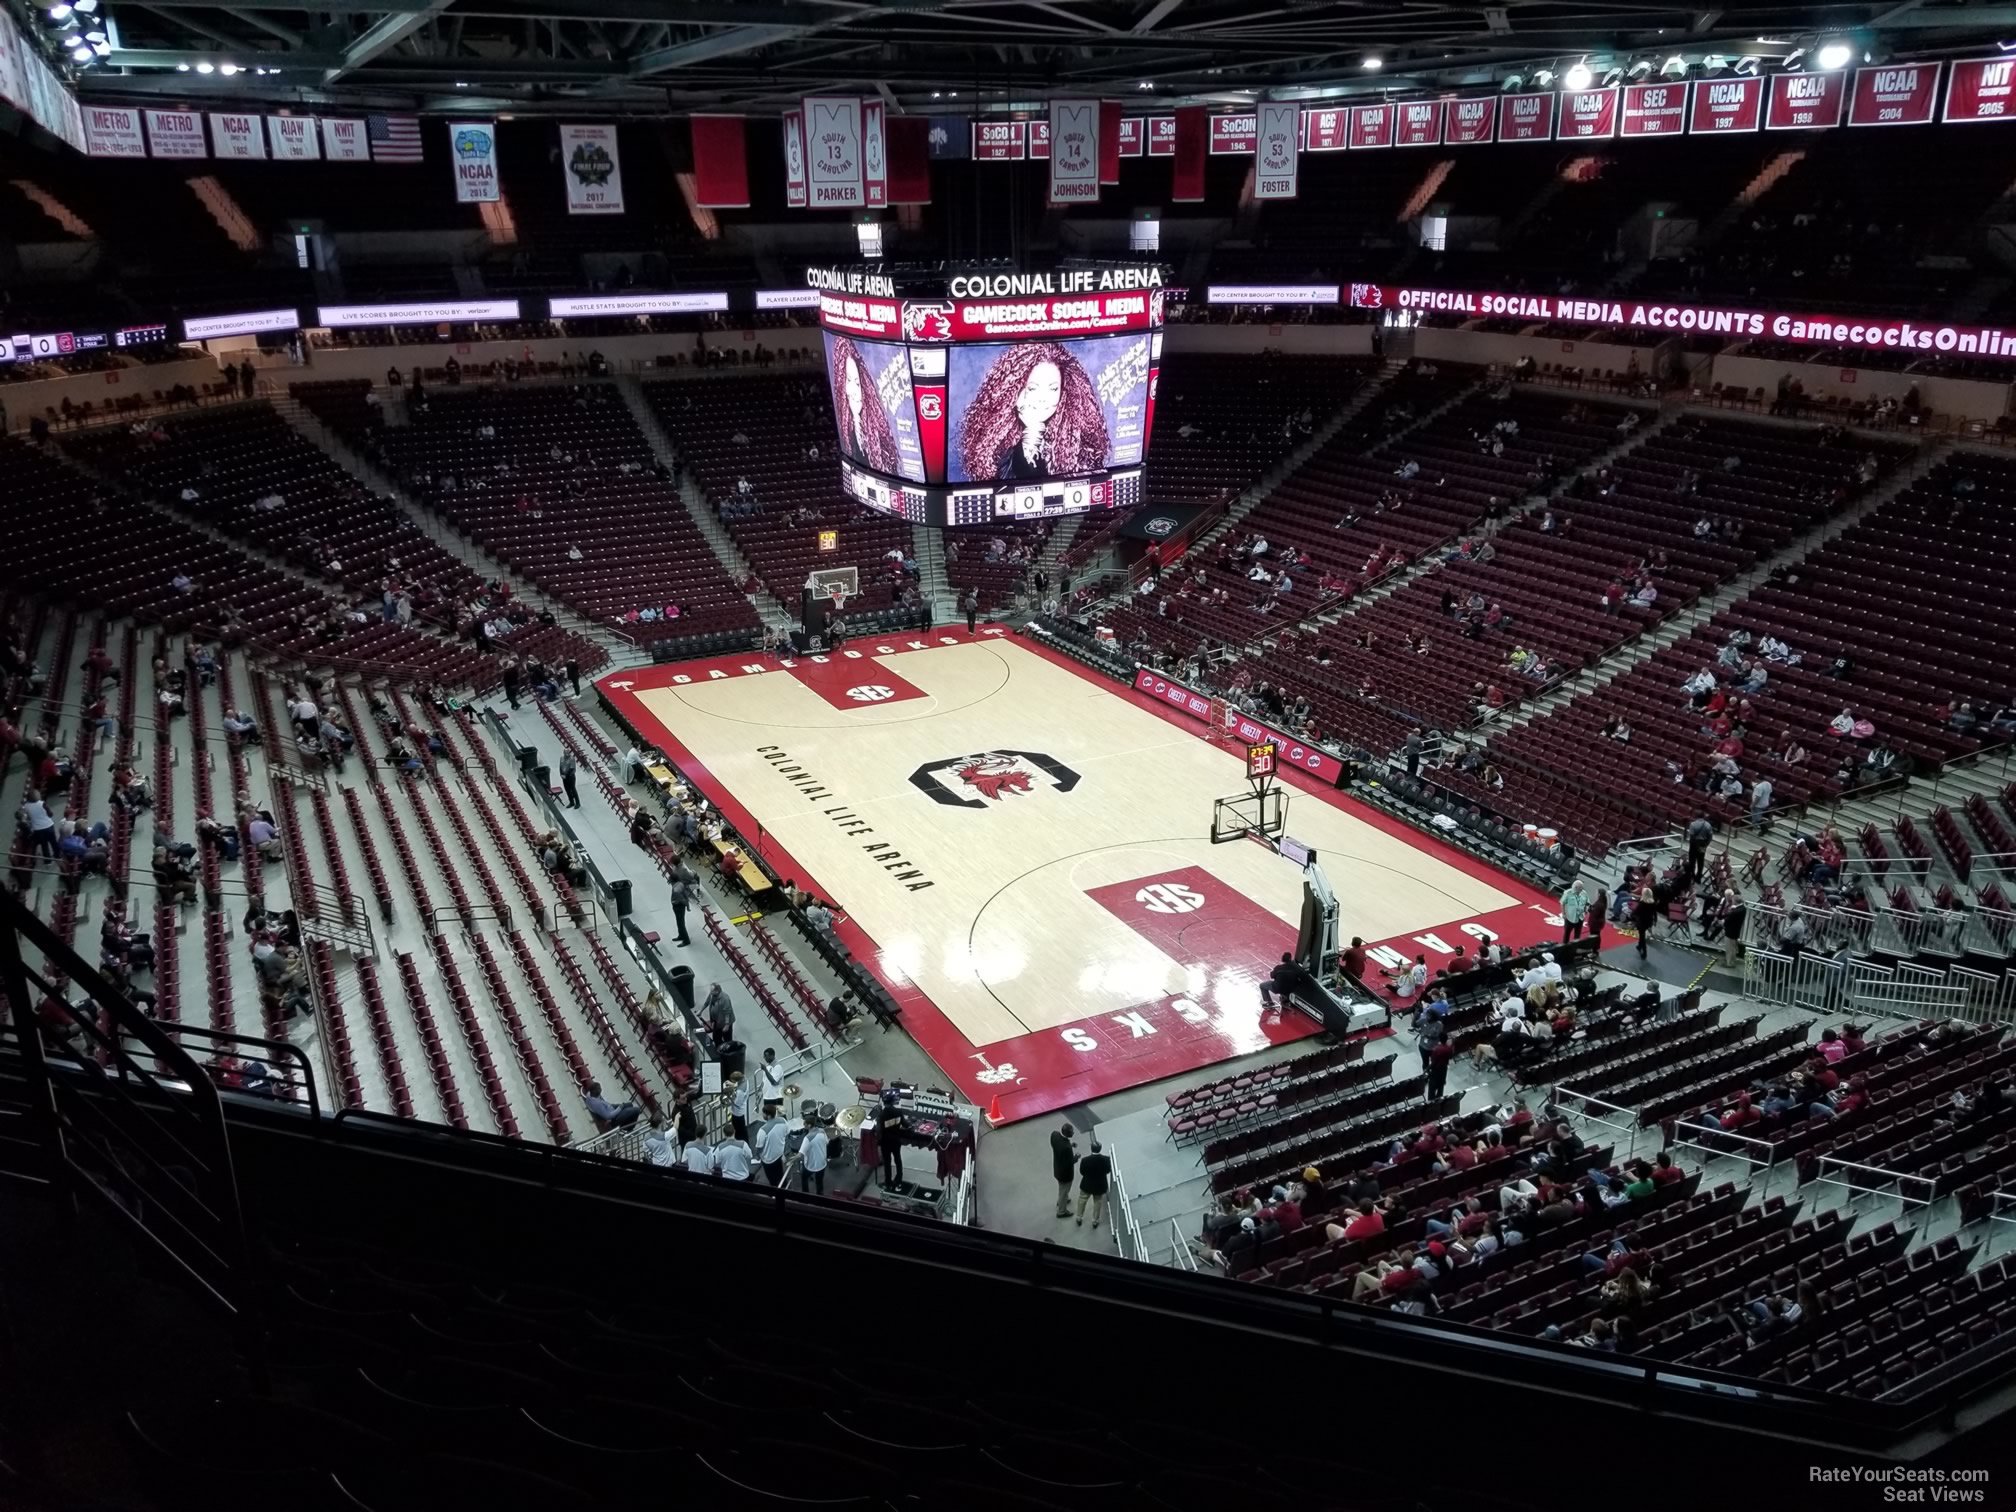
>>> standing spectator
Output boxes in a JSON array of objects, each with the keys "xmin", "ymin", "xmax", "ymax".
[
  {"xmin": 703, "ymin": 981, "xmax": 734, "ymax": 1045},
  {"xmin": 960, "ymin": 587, "xmax": 979, "ymax": 634},
  {"xmin": 1632, "ymin": 885, "xmax": 1660, "ymax": 961},
  {"xmin": 559, "ymin": 750, "xmax": 580, "ymax": 809},
  {"xmin": 1076, "ymin": 1139, "xmax": 1112, "ymax": 1229},
  {"xmin": 757, "ymin": 1111, "xmax": 793, "ymax": 1186},
  {"xmin": 565, "ymin": 655, "xmax": 582, "ymax": 697},
  {"xmin": 1559, "ymin": 878, "xmax": 1588, "ymax": 943},
  {"xmin": 711, "ymin": 1128, "xmax": 754, "ymax": 1182},
  {"xmin": 800, "ymin": 1120, "xmax": 830, "ymax": 1194},
  {"xmin": 1721, "ymin": 893, "xmax": 1748, "ymax": 967},
  {"xmin": 1403, "ymin": 728, "xmax": 1423, "ymax": 778},
  {"xmin": 501, "ymin": 660, "xmax": 522, "ymax": 710},
  {"xmin": 1585, "ymin": 883, "xmax": 1609, "ymax": 949},
  {"xmin": 1686, "ymin": 815, "xmax": 1713, "ymax": 880},
  {"xmin": 756, "ymin": 1046, "xmax": 785, "ymax": 1117},
  {"xmin": 584, "ymin": 1079, "xmax": 641, "ymax": 1129},
  {"xmin": 668, "ymin": 867, "xmax": 695, "ymax": 947},
  {"xmin": 1426, "ymin": 1034, "xmax": 1454, "ymax": 1101},
  {"xmin": 1051, "ymin": 1121, "xmax": 1079, "ymax": 1219},
  {"xmin": 19, "ymin": 790, "xmax": 57, "ymax": 857},
  {"xmin": 877, "ymin": 1095, "xmax": 906, "ymax": 1186}
]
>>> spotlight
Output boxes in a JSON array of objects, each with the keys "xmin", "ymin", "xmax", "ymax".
[
  {"xmin": 47, "ymin": 3, "xmax": 71, "ymax": 18},
  {"xmin": 1137, "ymin": 80, "xmax": 1152, "ymax": 89},
  {"xmin": 1661, "ymin": 55, "xmax": 1687, "ymax": 76},
  {"xmin": 175, "ymin": 61, "xmax": 189, "ymax": 70},
  {"xmin": 1601, "ymin": 65, "xmax": 1626, "ymax": 86},
  {"xmin": 218, "ymin": 60, "xmax": 238, "ymax": 74},
  {"xmin": 1816, "ymin": 40, "xmax": 1852, "ymax": 69},
  {"xmin": 74, "ymin": 0, "xmax": 97, "ymax": 13},
  {"xmin": 1627, "ymin": 59, "xmax": 1654, "ymax": 78},
  {"xmin": 1362, "ymin": 55, "xmax": 1383, "ymax": 70},
  {"xmin": 1734, "ymin": 55, "xmax": 1761, "ymax": 76},
  {"xmin": 1532, "ymin": 67, "xmax": 1554, "ymax": 87},
  {"xmin": 69, "ymin": 43, "xmax": 90, "ymax": 61},
  {"xmin": 84, "ymin": 30, "xmax": 104, "ymax": 42},
  {"xmin": 195, "ymin": 59, "xmax": 213, "ymax": 71},
  {"xmin": 1564, "ymin": 61, "xmax": 1593, "ymax": 90},
  {"xmin": 90, "ymin": 40, "xmax": 107, "ymax": 55},
  {"xmin": 1500, "ymin": 73, "xmax": 1524, "ymax": 91}
]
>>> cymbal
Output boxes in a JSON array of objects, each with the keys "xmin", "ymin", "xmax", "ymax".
[{"xmin": 836, "ymin": 1105, "xmax": 867, "ymax": 1130}]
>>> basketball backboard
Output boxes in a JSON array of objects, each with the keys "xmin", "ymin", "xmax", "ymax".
[{"xmin": 1211, "ymin": 785, "xmax": 1287, "ymax": 845}]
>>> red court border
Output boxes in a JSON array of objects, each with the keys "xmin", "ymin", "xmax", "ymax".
[{"xmin": 597, "ymin": 626, "xmax": 1563, "ymax": 1121}]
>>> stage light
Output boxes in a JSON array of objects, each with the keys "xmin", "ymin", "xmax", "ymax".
[
  {"xmin": 175, "ymin": 61, "xmax": 188, "ymax": 70},
  {"xmin": 1500, "ymin": 73, "xmax": 1524, "ymax": 91},
  {"xmin": 218, "ymin": 60, "xmax": 239, "ymax": 74},
  {"xmin": 1627, "ymin": 59, "xmax": 1653, "ymax": 78},
  {"xmin": 74, "ymin": 0, "xmax": 98, "ymax": 13},
  {"xmin": 1662, "ymin": 55, "xmax": 1687, "ymax": 75},
  {"xmin": 1734, "ymin": 55, "xmax": 1761, "ymax": 76},
  {"xmin": 1601, "ymin": 65, "xmax": 1626, "ymax": 86},
  {"xmin": 47, "ymin": 3, "xmax": 71, "ymax": 18},
  {"xmin": 1137, "ymin": 80, "xmax": 1152, "ymax": 88},
  {"xmin": 1564, "ymin": 61, "xmax": 1593, "ymax": 90},
  {"xmin": 90, "ymin": 40, "xmax": 107, "ymax": 54},
  {"xmin": 1362, "ymin": 55, "xmax": 1383, "ymax": 70},
  {"xmin": 1532, "ymin": 67, "xmax": 1554, "ymax": 87},
  {"xmin": 84, "ymin": 29, "xmax": 104, "ymax": 41},
  {"xmin": 1817, "ymin": 40, "xmax": 1852, "ymax": 69},
  {"xmin": 69, "ymin": 43, "xmax": 90, "ymax": 61},
  {"xmin": 195, "ymin": 59, "xmax": 213, "ymax": 71}
]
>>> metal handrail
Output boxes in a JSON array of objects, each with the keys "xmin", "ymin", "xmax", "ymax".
[
  {"xmin": 1551, "ymin": 1082, "xmax": 1644, "ymax": 1154},
  {"xmin": 1668, "ymin": 1119, "xmax": 1780, "ymax": 1184},
  {"xmin": 1812, "ymin": 1154, "xmax": 1939, "ymax": 1226}
]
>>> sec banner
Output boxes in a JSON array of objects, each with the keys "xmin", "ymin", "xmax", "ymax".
[
  {"xmin": 1253, "ymin": 102, "xmax": 1298, "ymax": 199},
  {"xmin": 1620, "ymin": 82, "xmax": 1687, "ymax": 137}
]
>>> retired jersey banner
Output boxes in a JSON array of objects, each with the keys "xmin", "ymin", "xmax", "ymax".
[
  {"xmin": 1253, "ymin": 101, "xmax": 1299, "ymax": 199},
  {"xmin": 1349, "ymin": 104, "xmax": 1393, "ymax": 149},
  {"xmin": 1766, "ymin": 72, "xmax": 1845, "ymax": 130},
  {"xmin": 268, "ymin": 115, "xmax": 319, "ymax": 160},
  {"xmin": 783, "ymin": 109, "xmax": 808, "ymax": 207},
  {"xmin": 973, "ymin": 119, "xmax": 1025, "ymax": 160},
  {"xmin": 803, "ymin": 95, "xmax": 865, "ymax": 207},
  {"xmin": 84, "ymin": 105, "xmax": 145, "ymax": 158},
  {"xmin": 1946, "ymin": 58, "xmax": 2016, "ymax": 122},
  {"xmin": 1048, "ymin": 98, "xmax": 1100, "ymax": 203},
  {"xmin": 1172, "ymin": 106, "xmax": 1207, "ymax": 201},
  {"xmin": 1115, "ymin": 114, "xmax": 1144, "ymax": 159},
  {"xmin": 1146, "ymin": 114, "xmax": 1177, "ymax": 156},
  {"xmin": 1690, "ymin": 77, "xmax": 1764, "ymax": 133},
  {"xmin": 691, "ymin": 115, "xmax": 749, "ymax": 208},
  {"xmin": 210, "ymin": 112, "xmax": 266, "ymax": 159},
  {"xmin": 1499, "ymin": 91, "xmax": 1555, "ymax": 142},
  {"xmin": 1209, "ymin": 111, "xmax": 1257, "ymax": 153},
  {"xmin": 1849, "ymin": 62, "xmax": 1940, "ymax": 126},
  {"xmin": 1560, "ymin": 86, "xmax": 1619, "ymax": 138},
  {"xmin": 144, "ymin": 109, "xmax": 206, "ymax": 159},
  {"xmin": 562, "ymin": 123, "xmax": 625, "ymax": 213},
  {"xmin": 1444, "ymin": 96, "xmax": 1496, "ymax": 145},
  {"xmin": 1395, "ymin": 99, "xmax": 1443, "ymax": 146},
  {"xmin": 449, "ymin": 120, "xmax": 499, "ymax": 202},
  {"xmin": 862, "ymin": 99, "xmax": 887, "ymax": 207},
  {"xmin": 887, "ymin": 114, "xmax": 932, "ymax": 204},
  {"xmin": 1302, "ymin": 107, "xmax": 1349, "ymax": 151},
  {"xmin": 1620, "ymin": 82, "xmax": 1686, "ymax": 137},
  {"xmin": 1099, "ymin": 101, "xmax": 1123, "ymax": 183},
  {"xmin": 321, "ymin": 117, "xmax": 370, "ymax": 162}
]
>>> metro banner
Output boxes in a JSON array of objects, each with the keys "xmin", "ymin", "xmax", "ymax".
[
  {"xmin": 1345, "ymin": 282, "xmax": 2016, "ymax": 363},
  {"xmin": 1131, "ymin": 669, "xmax": 1347, "ymax": 785}
]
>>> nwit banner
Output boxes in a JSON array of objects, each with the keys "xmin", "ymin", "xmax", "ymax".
[
  {"xmin": 563, "ymin": 123, "xmax": 625, "ymax": 214},
  {"xmin": 449, "ymin": 120, "xmax": 499, "ymax": 202},
  {"xmin": 1946, "ymin": 58, "xmax": 2016, "ymax": 122},
  {"xmin": 321, "ymin": 118, "xmax": 370, "ymax": 162},
  {"xmin": 1620, "ymin": 82, "xmax": 1687, "ymax": 137}
]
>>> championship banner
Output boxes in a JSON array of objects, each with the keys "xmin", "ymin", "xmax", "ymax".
[
  {"xmin": 1209, "ymin": 112, "xmax": 1256, "ymax": 153},
  {"xmin": 1689, "ymin": 77, "xmax": 1764, "ymax": 133},
  {"xmin": 1499, "ymin": 90, "xmax": 1555, "ymax": 142},
  {"xmin": 1349, "ymin": 104, "xmax": 1393, "ymax": 149},
  {"xmin": 1560, "ymin": 86, "xmax": 1619, "ymax": 138},
  {"xmin": 562, "ymin": 123, "xmax": 625, "ymax": 214},
  {"xmin": 691, "ymin": 115, "xmax": 749, "ymax": 208},
  {"xmin": 1849, "ymin": 62, "xmax": 1940, "ymax": 126},
  {"xmin": 1302, "ymin": 107, "xmax": 1349, "ymax": 151},
  {"xmin": 268, "ymin": 115, "xmax": 319, "ymax": 161},
  {"xmin": 321, "ymin": 118, "xmax": 369, "ymax": 162},
  {"xmin": 803, "ymin": 95, "xmax": 865, "ymax": 207},
  {"xmin": 1115, "ymin": 115, "xmax": 1145, "ymax": 158},
  {"xmin": 1444, "ymin": 96, "xmax": 1497, "ymax": 144},
  {"xmin": 1099, "ymin": 100, "xmax": 1123, "ymax": 183},
  {"xmin": 449, "ymin": 120, "xmax": 499, "ymax": 202},
  {"xmin": 210, "ymin": 112, "xmax": 266, "ymax": 160},
  {"xmin": 84, "ymin": 105, "xmax": 145, "ymax": 158},
  {"xmin": 783, "ymin": 109, "xmax": 808, "ymax": 207},
  {"xmin": 1048, "ymin": 98, "xmax": 1100, "ymax": 203},
  {"xmin": 973, "ymin": 119, "xmax": 1026, "ymax": 160},
  {"xmin": 1349, "ymin": 281, "xmax": 2016, "ymax": 365},
  {"xmin": 1253, "ymin": 101, "xmax": 1299, "ymax": 199},
  {"xmin": 1395, "ymin": 100, "xmax": 1443, "ymax": 147},
  {"xmin": 887, "ymin": 114, "xmax": 933, "ymax": 203},
  {"xmin": 0, "ymin": 17, "xmax": 21, "ymax": 128},
  {"xmin": 1028, "ymin": 119, "xmax": 1051, "ymax": 159},
  {"xmin": 1146, "ymin": 115, "xmax": 1177, "ymax": 156},
  {"xmin": 862, "ymin": 99, "xmax": 887, "ymax": 207},
  {"xmin": 1946, "ymin": 58, "xmax": 2016, "ymax": 122},
  {"xmin": 144, "ymin": 109, "xmax": 206, "ymax": 159},
  {"xmin": 1171, "ymin": 106, "xmax": 1207, "ymax": 200},
  {"xmin": 1620, "ymin": 82, "xmax": 1687, "ymax": 137},
  {"xmin": 1766, "ymin": 72, "xmax": 1845, "ymax": 130}
]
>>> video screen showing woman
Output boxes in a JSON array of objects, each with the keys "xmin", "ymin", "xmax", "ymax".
[
  {"xmin": 948, "ymin": 334, "xmax": 1149, "ymax": 485},
  {"xmin": 825, "ymin": 332, "xmax": 925, "ymax": 483}
]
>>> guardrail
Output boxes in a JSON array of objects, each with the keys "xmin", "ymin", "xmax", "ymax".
[
  {"xmin": 1813, "ymin": 1154, "xmax": 1939, "ymax": 1229},
  {"xmin": 1668, "ymin": 1120, "xmax": 1780, "ymax": 1188},
  {"xmin": 1551, "ymin": 1083, "xmax": 1644, "ymax": 1154}
]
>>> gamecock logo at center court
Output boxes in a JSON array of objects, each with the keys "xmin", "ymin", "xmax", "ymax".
[{"xmin": 907, "ymin": 749, "xmax": 1081, "ymax": 810}]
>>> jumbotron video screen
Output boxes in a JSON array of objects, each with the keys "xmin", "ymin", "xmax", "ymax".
[{"xmin": 811, "ymin": 262, "xmax": 1165, "ymax": 525}]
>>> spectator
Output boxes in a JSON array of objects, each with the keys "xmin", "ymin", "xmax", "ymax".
[
  {"xmin": 1076, "ymin": 1139, "xmax": 1112, "ymax": 1229},
  {"xmin": 584, "ymin": 1079, "xmax": 641, "ymax": 1129},
  {"xmin": 800, "ymin": 1121, "xmax": 831, "ymax": 1194},
  {"xmin": 1051, "ymin": 1122, "xmax": 1079, "ymax": 1219}
]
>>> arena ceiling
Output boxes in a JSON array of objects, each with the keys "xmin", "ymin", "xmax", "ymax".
[{"xmin": 41, "ymin": 0, "xmax": 2016, "ymax": 114}]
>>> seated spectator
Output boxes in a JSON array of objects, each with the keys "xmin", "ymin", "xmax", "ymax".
[{"xmin": 584, "ymin": 1079, "xmax": 641, "ymax": 1130}]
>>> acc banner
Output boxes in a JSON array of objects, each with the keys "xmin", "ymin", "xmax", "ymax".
[
  {"xmin": 691, "ymin": 116, "xmax": 748, "ymax": 209},
  {"xmin": 1303, "ymin": 107, "xmax": 1348, "ymax": 151},
  {"xmin": 783, "ymin": 109, "xmax": 808, "ymax": 207},
  {"xmin": 210, "ymin": 112, "xmax": 265, "ymax": 159},
  {"xmin": 1253, "ymin": 102, "xmax": 1299, "ymax": 199},
  {"xmin": 144, "ymin": 109, "xmax": 206, "ymax": 159},
  {"xmin": 1048, "ymin": 98, "xmax": 1100, "ymax": 203},
  {"xmin": 803, "ymin": 95, "xmax": 866, "ymax": 207},
  {"xmin": 562, "ymin": 123, "xmax": 625, "ymax": 214},
  {"xmin": 862, "ymin": 99, "xmax": 887, "ymax": 207},
  {"xmin": 449, "ymin": 120, "xmax": 499, "ymax": 202},
  {"xmin": 84, "ymin": 105, "xmax": 145, "ymax": 157},
  {"xmin": 1946, "ymin": 58, "xmax": 2016, "ymax": 122}
]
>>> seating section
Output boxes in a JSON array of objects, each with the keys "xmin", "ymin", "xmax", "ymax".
[{"xmin": 1145, "ymin": 355, "xmax": 1378, "ymax": 506}]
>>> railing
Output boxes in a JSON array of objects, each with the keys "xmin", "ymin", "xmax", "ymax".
[
  {"xmin": 1742, "ymin": 947, "xmax": 1855, "ymax": 1014},
  {"xmin": 1168, "ymin": 1220, "xmax": 1198, "ymax": 1273},
  {"xmin": 1812, "ymin": 1154, "xmax": 1939, "ymax": 1228},
  {"xmin": 1108, "ymin": 1143, "xmax": 1144, "ymax": 1262},
  {"xmin": 1668, "ymin": 1120, "xmax": 1780, "ymax": 1187},
  {"xmin": 1550, "ymin": 1083, "xmax": 1643, "ymax": 1154},
  {"xmin": 1989, "ymin": 1190, "xmax": 2016, "ymax": 1258},
  {"xmin": 424, "ymin": 902, "xmax": 514, "ymax": 933}
]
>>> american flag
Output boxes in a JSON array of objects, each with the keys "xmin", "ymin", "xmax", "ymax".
[{"xmin": 367, "ymin": 115, "xmax": 423, "ymax": 163}]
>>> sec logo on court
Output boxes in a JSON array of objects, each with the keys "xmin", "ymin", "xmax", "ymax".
[
  {"xmin": 846, "ymin": 684, "xmax": 897, "ymax": 702},
  {"xmin": 1136, "ymin": 882, "xmax": 1205, "ymax": 915}
]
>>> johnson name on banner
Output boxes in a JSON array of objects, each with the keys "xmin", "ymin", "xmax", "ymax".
[
  {"xmin": 449, "ymin": 120, "xmax": 499, "ymax": 202},
  {"xmin": 144, "ymin": 109, "xmax": 206, "ymax": 159},
  {"xmin": 84, "ymin": 105, "xmax": 145, "ymax": 158},
  {"xmin": 268, "ymin": 115, "xmax": 320, "ymax": 161},
  {"xmin": 1946, "ymin": 58, "xmax": 2016, "ymax": 122},
  {"xmin": 804, "ymin": 95, "xmax": 865, "ymax": 205},
  {"xmin": 210, "ymin": 112, "xmax": 266, "ymax": 159},
  {"xmin": 562, "ymin": 123, "xmax": 625, "ymax": 213},
  {"xmin": 1048, "ymin": 98, "xmax": 1100, "ymax": 203},
  {"xmin": 1253, "ymin": 101, "xmax": 1299, "ymax": 198}
]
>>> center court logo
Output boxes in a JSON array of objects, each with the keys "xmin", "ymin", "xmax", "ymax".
[
  {"xmin": 1136, "ymin": 882, "xmax": 1204, "ymax": 915},
  {"xmin": 846, "ymin": 684, "xmax": 896, "ymax": 702},
  {"xmin": 908, "ymin": 749, "xmax": 1081, "ymax": 810}
]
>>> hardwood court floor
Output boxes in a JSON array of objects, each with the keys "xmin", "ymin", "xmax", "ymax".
[{"xmin": 600, "ymin": 627, "xmax": 1559, "ymax": 1122}]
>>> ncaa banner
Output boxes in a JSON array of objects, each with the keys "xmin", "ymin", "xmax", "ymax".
[
  {"xmin": 1444, "ymin": 96, "xmax": 1496, "ymax": 144},
  {"xmin": 803, "ymin": 95, "xmax": 865, "ymax": 207},
  {"xmin": 1559, "ymin": 86, "xmax": 1619, "ymax": 138},
  {"xmin": 1848, "ymin": 62, "xmax": 1940, "ymax": 126},
  {"xmin": 449, "ymin": 120, "xmax": 499, "ymax": 202},
  {"xmin": 562, "ymin": 123, "xmax": 625, "ymax": 213},
  {"xmin": 1048, "ymin": 98, "xmax": 1100, "ymax": 203},
  {"xmin": 1690, "ymin": 77, "xmax": 1764, "ymax": 133},
  {"xmin": 1253, "ymin": 101, "xmax": 1299, "ymax": 199},
  {"xmin": 144, "ymin": 109, "xmax": 207, "ymax": 159},
  {"xmin": 782, "ymin": 109, "xmax": 808, "ymax": 207},
  {"xmin": 1947, "ymin": 58, "xmax": 2016, "ymax": 122},
  {"xmin": 210, "ymin": 112, "xmax": 266, "ymax": 160},
  {"xmin": 1395, "ymin": 100, "xmax": 1443, "ymax": 147},
  {"xmin": 862, "ymin": 99, "xmax": 887, "ymax": 207}
]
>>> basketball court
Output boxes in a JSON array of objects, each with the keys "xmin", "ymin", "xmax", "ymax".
[{"xmin": 599, "ymin": 627, "xmax": 1563, "ymax": 1122}]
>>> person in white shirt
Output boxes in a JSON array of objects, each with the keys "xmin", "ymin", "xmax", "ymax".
[
  {"xmin": 799, "ymin": 1123, "xmax": 830, "ymax": 1194},
  {"xmin": 683, "ymin": 1136, "xmax": 714, "ymax": 1175},
  {"xmin": 711, "ymin": 1134, "xmax": 753, "ymax": 1181},
  {"xmin": 1498, "ymin": 993, "xmax": 1527, "ymax": 1025},
  {"xmin": 20, "ymin": 792, "xmax": 57, "ymax": 856},
  {"xmin": 729, "ymin": 1075, "xmax": 752, "ymax": 1141},
  {"xmin": 756, "ymin": 1046, "xmax": 786, "ymax": 1116},
  {"xmin": 757, "ymin": 1113, "xmax": 795, "ymax": 1186},
  {"xmin": 642, "ymin": 1116, "xmax": 677, "ymax": 1167}
]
